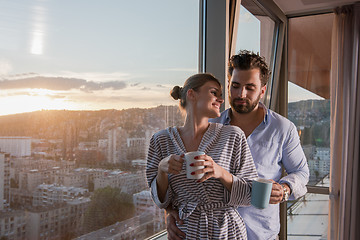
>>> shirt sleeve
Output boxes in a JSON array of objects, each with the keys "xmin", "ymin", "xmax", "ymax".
[
  {"xmin": 227, "ymin": 130, "xmax": 258, "ymax": 206},
  {"xmin": 150, "ymin": 177, "xmax": 172, "ymax": 208},
  {"xmin": 279, "ymin": 123, "xmax": 310, "ymax": 200},
  {"xmin": 146, "ymin": 135, "xmax": 172, "ymax": 209}
]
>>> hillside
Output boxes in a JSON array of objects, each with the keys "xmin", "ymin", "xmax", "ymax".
[{"xmin": 0, "ymin": 105, "xmax": 184, "ymax": 140}]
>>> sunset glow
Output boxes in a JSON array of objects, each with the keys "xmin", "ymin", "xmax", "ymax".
[{"xmin": 2, "ymin": 90, "xmax": 75, "ymax": 116}]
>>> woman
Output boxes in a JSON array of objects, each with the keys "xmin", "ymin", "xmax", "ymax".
[{"xmin": 146, "ymin": 73, "xmax": 258, "ymax": 239}]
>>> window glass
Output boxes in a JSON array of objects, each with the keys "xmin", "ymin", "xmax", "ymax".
[
  {"xmin": 287, "ymin": 13, "xmax": 333, "ymax": 240},
  {"xmin": 235, "ymin": 5, "xmax": 275, "ymax": 104},
  {"xmin": 0, "ymin": 0, "xmax": 198, "ymax": 239}
]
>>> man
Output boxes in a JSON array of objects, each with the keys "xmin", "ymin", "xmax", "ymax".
[{"xmin": 167, "ymin": 50, "xmax": 309, "ymax": 240}]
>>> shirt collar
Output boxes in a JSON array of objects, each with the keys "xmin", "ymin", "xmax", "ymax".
[{"xmin": 258, "ymin": 102, "xmax": 269, "ymax": 124}]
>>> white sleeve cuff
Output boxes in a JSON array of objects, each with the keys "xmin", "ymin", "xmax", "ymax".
[
  {"xmin": 280, "ymin": 175, "xmax": 307, "ymax": 200},
  {"xmin": 150, "ymin": 177, "xmax": 171, "ymax": 208}
]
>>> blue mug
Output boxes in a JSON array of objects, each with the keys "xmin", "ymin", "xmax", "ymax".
[{"xmin": 251, "ymin": 178, "xmax": 273, "ymax": 209}]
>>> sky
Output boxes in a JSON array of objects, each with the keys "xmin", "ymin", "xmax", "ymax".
[{"xmin": 0, "ymin": 0, "xmax": 322, "ymax": 116}]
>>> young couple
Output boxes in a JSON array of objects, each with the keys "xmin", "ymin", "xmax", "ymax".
[{"xmin": 146, "ymin": 50, "xmax": 309, "ymax": 239}]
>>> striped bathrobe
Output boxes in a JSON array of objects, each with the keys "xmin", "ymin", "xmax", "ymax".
[{"xmin": 146, "ymin": 123, "xmax": 258, "ymax": 239}]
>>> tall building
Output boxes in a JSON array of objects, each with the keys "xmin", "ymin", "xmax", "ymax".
[
  {"xmin": 0, "ymin": 137, "xmax": 31, "ymax": 157},
  {"xmin": 145, "ymin": 128, "xmax": 159, "ymax": 159},
  {"xmin": 107, "ymin": 127, "xmax": 128, "ymax": 164},
  {"xmin": 126, "ymin": 137, "xmax": 145, "ymax": 160},
  {"xmin": 0, "ymin": 210, "xmax": 27, "ymax": 240},
  {"xmin": 133, "ymin": 190, "xmax": 166, "ymax": 236},
  {"xmin": 0, "ymin": 153, "xmax": 10, "ymax": 211},
  {"xmin": 26, "ymin": 199, "xmax": 90, "ymax": 240}
]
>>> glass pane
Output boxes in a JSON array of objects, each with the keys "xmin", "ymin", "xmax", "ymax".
[
  {"xmin": 235, "ymin": 5, "xmax": 275, "ymax": 69},
  {"xmin": 287, "ymin": 177, "xmax": 329, "ymax": 240},
  {"xmin": 287, "ymin": 13, "xmax": 333, "ymax": 240},
  {"xmin": 235, "ymin": 4, "xmax": 275, "ymax": 105},
  {"xmin": 0, "ymin": 0, "xmax": 198, "ymax": 239}
]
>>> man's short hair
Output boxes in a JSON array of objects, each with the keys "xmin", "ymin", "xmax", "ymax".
[{"xmin": 228, "ymin": 50, "xmax": 271, "ymax": 86}]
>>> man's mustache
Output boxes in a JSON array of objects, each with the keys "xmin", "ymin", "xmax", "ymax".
[{"xmin": 233, "ymin": 98, "xmax": 250, "ymax": 103}]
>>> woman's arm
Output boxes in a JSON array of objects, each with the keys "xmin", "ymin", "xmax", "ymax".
[
  {"xmin": 146, "ymin": 134, "xmax": 184, "ymax": 207},
  {"xmin": 156, "ymin": 154, "xmax": 184, "ymax": 202},
  {"xmin": 146, "ymin": 135, "xmax": 171, "ymax": 208},
  {"xmin": 227, "ymin": 132, "xmax": 258, "ymax": 206}
]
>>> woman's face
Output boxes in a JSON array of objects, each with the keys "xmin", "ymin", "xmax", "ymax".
[{"xmin": 192, "ymin": 81, "xmax": 224, "ymax": 118}]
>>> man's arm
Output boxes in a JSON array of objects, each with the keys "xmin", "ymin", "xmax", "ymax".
[
  {"xmin": 279, "ymin": 124, "xmax": 310, "ymax": 200},
  {"xmin": 166, "ymin": 208, "xmax": 186, "ymax": 240}
]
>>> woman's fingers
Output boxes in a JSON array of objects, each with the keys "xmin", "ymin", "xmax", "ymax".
[
  {"xmin": 167, "ymin": 154, "xmax": 185, "ymax": 174},
  {"xmin": 190, "ymin": 154, "xmax": 222, "ymax": 181},
  {"xmin": 159, "ymin": 154, "xmax": 185, "ymax": 174}
]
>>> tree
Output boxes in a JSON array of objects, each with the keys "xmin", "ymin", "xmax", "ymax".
[{"xmin": 83, "ymin": 186, "xmax": 135, "ymax": 232}]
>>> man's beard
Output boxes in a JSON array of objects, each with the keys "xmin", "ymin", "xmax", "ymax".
[{"xmin": 231, "ymin": 94, "xmax": 261, "ymax": 114}]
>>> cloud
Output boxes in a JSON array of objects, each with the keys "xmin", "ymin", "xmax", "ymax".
[
  {"xmin": 130, "ymin": 82, "xmax": 140, "ymax": 87},
  {"xmin": 0, "ymin": 76, "xmax": 127, "ymax": 92},
  {"xmin": 156, "ymin": 68, "xmax": 197, "ymax": 72},
  {"xmin": 57, "ymin": 71, "xmax": 132, "ymax": 82}
]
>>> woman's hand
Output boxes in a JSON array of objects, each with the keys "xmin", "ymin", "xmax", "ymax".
[
  {"xmin": 156, "ymin": 154, "xmax": 184, "ymax": 202},
  {"xmin": 158, "ymin": 154, "xmax": 185, "ymax": 175},
  {"xmin": 191, "ymin": 154, "xmax": 233, "ymax": 191},
  {"xmin": 190, "ymin": 155, "xmax": 227, "ymax": 181}
]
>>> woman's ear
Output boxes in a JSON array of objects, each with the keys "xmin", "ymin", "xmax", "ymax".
[{"xmin": 186, "ymin": 89, "xmax": 196, "ymax": 101}]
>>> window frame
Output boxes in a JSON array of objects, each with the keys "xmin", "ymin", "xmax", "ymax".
[
  {"xmin": 287, "ymin": 10, "xmax": 333, "ymax": 195},
  {"xmin": 204, "ymin": 1, "xmax": 332, "ymax": 240},
  {"xmin": 148, "ymin": 1, "xmax": 332, "ymax": 240}
]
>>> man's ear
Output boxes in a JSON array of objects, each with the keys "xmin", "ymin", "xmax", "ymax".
[{"xmin": 260, "ymin": 84, "xmax": 267, "ymax": 99}]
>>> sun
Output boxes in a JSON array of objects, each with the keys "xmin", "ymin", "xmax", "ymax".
[{"xmin": 1, "ymin": 89, "xmax": 75, "ymax": 116}]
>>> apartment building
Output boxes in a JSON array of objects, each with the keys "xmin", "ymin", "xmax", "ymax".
[
  {"xmin": 0, "ymin": 210, "xmax": 27, "ymax": 240},
  {"xmin": 0, "ymin": 153, "xmax": 10, "ymax": 211},
  {"xmin": 0, "ymin": 137, "xmax": 31, "ymax": 157},
  {"xmin": 32, "ymin": 184, "xmax": 89, "ymax": 206},
  {"xmin": 94, "ymin": 170, "xmax": 147, "ymax": 195},
  {"xmin": 26, "ymin": 199, "xmax": 90, "ymax": 240}
]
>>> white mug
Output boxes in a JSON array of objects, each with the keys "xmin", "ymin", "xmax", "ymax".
[{"xmin": 185, "ymin": 151, "xmax": 205, "ymax": 180}]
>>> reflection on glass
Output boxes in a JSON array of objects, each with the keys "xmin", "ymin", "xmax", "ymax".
[
  {"xmin": 235, "ymin": 5, "xmax": 275, "ymax": 66},
  {"xmin": 235, "ymin": 4, "xmax": 275, "ymax": 106},
  {"xmin": 287, "ymin": 13, "xmax": 333, "ymax": 240},
  {"xmin": 288, "ymin": 13, "xmax": 333, "ymax": 186},
  {"xmin": 0, "ymin": 1, "xmax": 198, "ymax": 239}
]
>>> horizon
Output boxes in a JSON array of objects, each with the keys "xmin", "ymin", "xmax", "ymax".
[
  {"xmin": 0, "ymin": 1, "xmax": 323, "ymax": 117},
  {"xmin": 0, "ymin": 97, "xmax": 328, "ymax": 118}
]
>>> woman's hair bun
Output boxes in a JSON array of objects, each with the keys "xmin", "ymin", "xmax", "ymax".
[{"xmin": 170, "ymin": 86, "xmax": 182, "ymax": 100}]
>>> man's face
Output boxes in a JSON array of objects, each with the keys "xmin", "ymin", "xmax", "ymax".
[{"xmin": 228, "ymin": 68, "xmax": 266, "ymax": 114}]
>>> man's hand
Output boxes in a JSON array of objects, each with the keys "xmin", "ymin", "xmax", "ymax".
[
  {"xmin": 166, "ymin": 208, "xmax": 186, "ymax": 240},
  {"xmin": 269, "ymin": 180, "xmax": 291, "ymax": 204}
]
